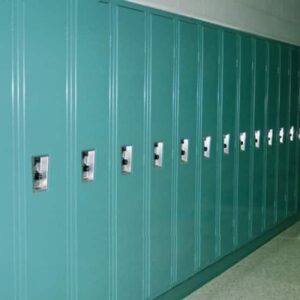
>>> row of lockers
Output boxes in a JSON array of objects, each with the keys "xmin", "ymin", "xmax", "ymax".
[{"xmin": 1, "ymin": 0, "xmax": 300, "ymax": 300}]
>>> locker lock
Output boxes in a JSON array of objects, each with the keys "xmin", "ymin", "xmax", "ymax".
[
  {"xmin": 298, "ymin": 128, "xmax": 300, "ymax": 140},
  {"xmin": 240, "ymin": 132, "xmax": 246, "ymax": 151},
  {"xmin": 154, "ymin": 142, "xmax": 163, "ymax": 167},
  {"xmin": 268, "ymin": 129, "xmax": 273, "ymax": 146},
  {"xmin": 289, "ymin": 126, "xmax": 295, "ymax": 142},
  {"xmin": 279, "ymin": 128, "xmax": 284, "ymax": 144},
  {"xmin": 32, "ymin": 155, "xmax": 49, "ymax": 192},
  {"xmin": 180, "ymin": 139, "xmax": 189, "ymax": 163},
  {"xmin": 204, "ymin": 136, "xmax": 211, "ymax": 158},
  {"xmin": 82, "ymin": 150, "xmax": 95, "ymax": 182},
  {"xmin": 121, "ymin": 145, "xmax": 132, "ymax": 174},
  {"xmin": 255, "ymin": 130, "xmax": 261, "ymax": 148},
  {"xmin": 223, "ymin": 134, "xmax": 230, "ymax": 155}
]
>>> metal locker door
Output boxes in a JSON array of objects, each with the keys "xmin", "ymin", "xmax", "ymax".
[
  {"xmin": 149, "ymin": 13, "xmax": 174, "ymax": 297},
  {"xmin": 277, "ymin": 45, "xmax": 291, "ymax": 222},
  {"xmin": 200, "ymin": 24, "xmax": 219, "ymax": 268},
  {"xmin": 115, "ymin": 5, "xmax": 146, "ymax": 299},
  {"xmin": 252, "ymin": 38, "xmax": 267, "ymax": 237},
  {"xmin": 237, "ymin": 35, "xmax": 253, "ymax": 246},
  {"xmin": 266, "ymin": 42, "xmax": 280, "ymax": 229},
  {"xmin": 25, "ymin": 1, "xmax": 67, "ymax": 298},
  {"xmin": 76, "ymin": 1, "xmax": 110, "ymax": 299},
  {"xmin": 220, "ymin": 30, "xmax": 238, "ymax": 256},
  {"xmin": 0, "ymin": 2, "xmax": 14, "ymax": 298},
  {"xmin": 177, "ymin": 19, "xmax": 198, "ymax": 281},
  {"xmin": 287, "ymin": 47, "xmax": 299, "ymax": 216}
]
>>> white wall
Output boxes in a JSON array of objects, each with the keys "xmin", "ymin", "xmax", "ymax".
[{"xmin": 127, "ymin": 0, "xmax": 300, "ymax": 46}]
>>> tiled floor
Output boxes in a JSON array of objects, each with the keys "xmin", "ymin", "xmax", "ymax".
[{"xmin": 186, "ymin": 221, "xmax": 300, "ymax": 300}]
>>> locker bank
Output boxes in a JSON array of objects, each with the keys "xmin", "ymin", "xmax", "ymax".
[{"xmin": 0, "ymin": 0, "xmax": 300, "ymax": 299}]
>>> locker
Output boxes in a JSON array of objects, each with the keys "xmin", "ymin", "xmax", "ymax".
[
  {"xmin": 76, "ymin": 1, "xmax": 110, "ymax": 298},
  {"xmin": 200, "ymin": 24, "xmax": 219, "ymax": 267},
  {"xmin": 115, "ymin": 5, "xmax": 146, "ymax": 299},
  {"xmin": 177, "ymin": 19, "xmax": 198, "ymax": 281},
  {"xmin": 287, "ymin": 47, "xmax": 299, "ymax": 216},
  {"xmin": 266, "ymin": 42, "xmax": 280, "ymax": 229},
  {"xmin": 0, "ymin": 1, "xmax": 14, "ymax": 298},
  {"xmin": 252, "ymin": 38, "xmax": 267, "ymax": 236},
  {"xmin": 220, "ymin": 30, "xmax": 238, "ymax": 256},
  {"xmin": 277, "ymin": 45, "xmax": 291, "ymax": 222},
  {"xmin": 237, "ymin": 35, "xmax": 253, "ymax": 245},
  {"xmin": 149, "ymin": 12, "xmax": 174, "ymax": 297}
]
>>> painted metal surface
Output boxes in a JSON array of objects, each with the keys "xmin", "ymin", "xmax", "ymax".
[{"xmin": 1, "ymin": 1, "xmax": 300, "ymax": 299}]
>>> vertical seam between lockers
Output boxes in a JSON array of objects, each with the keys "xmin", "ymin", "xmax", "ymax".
[
  {"xmin": 194, "ymin": 23, "xmax": 203, "ymax": 272},
  {"xmin": 296, "ymin": 58, "xmax": 300, "ymax": 213},
  {"xmin": 248, "ymin": 37, "xmax": 256, "ymax": 239},
  {"xmin": 215, "ymin": 30, "xmax": 224, "ymax": 259},
  {"xmin": 234, "ymin": 34, "xmax": 241, "ymax": 248},
  {"xmin": 262, "ymin": 42, "xmax": 270, "ymax": 231},
  {"xmin": 171, "ymin": 17, "xmax": 179, "ymax": 285}
]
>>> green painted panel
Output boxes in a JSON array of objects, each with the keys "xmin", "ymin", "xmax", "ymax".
[
  {"xmin": 252, "ymin": 38, "xmax": 267, "ymax": 236},
  {"xmin": 116, "ymin": 6, "xmax": 145, "ymax": 299},
  {"xmin": 76, "ymin": 1, "xmax": 110, "ymax": 299},
  {"xmin": 200, "ymin": 25, "xmax": 219, "ymax": 267},
  {"xmin": 177, "ymin": 19, "xmax": 198, "ymax": 281},
  {"xmin": 277, "ymin": 45, "xmax": 291, "ymax": 222},
  {"xmin": 0, "ymin": 1, "xmax": 14, "ymax": 298},
  {"xmin": 25, "ymin": 1, "xmax": 67, "ymax": 299},
  {"xmin": 237, "ymin": 35, "xmax": 252, "ymax": 246},
  {"xmin": 287, "ymin": 47, "xmax": 299, "ymax": 217},
  {"xmin": 220, "ymin": 30, "xmax": 237, "ymax": 256},
  {"xmin": 266, "ymin": 42, "xmax": 280, "ymax": 229},
  {"xmin": 149, "ymin": 13, "xmax": 174, "ymax": 297}
]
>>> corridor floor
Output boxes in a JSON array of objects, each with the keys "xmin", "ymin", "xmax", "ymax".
[{"xmin": 186, "ymin": 221, "xmax": 300, "ymax": 300}]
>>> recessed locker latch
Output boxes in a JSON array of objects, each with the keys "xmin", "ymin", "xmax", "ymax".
[
  {"xmin": 298, "ymin": 128, "xmax": 300, "ymax": 140},
  {"xmin": 82, "ymin": 150, "xmax": 95, "ymax": 182},
  {"xmin": 32, "ymin": 155, "xmax": 49, "ymax": 192},
  {"xmin": 289, "ymin": 126, "xmax": 295, "ymax": 142},
  {"xmin": 240, "ymin": 132, "xmax": 246, "ymax": 151},
  {"xmin": 180, "ymin": 139, "xmax": 189, "ymax": 163},
  {"xmin": 223, "ymin": 134, "xmax": 230, "ymax": 155},
  {"xmin": 204, "ymin": 136, "xmax": 211, "ymax": 158},
  {"xmin": 255, "ymin": 130, "xmax": 261, "ymax": 148},
  {"xmin": 154, "ymin": 142, "xmax": 163, "ymax": 167},
  {"xmin": 121, "ymin": 145, "xmax": 133, "ymax": 174},
  {"xmin": 268, "ymin": 129, "xmax": 273, "ymax": 146},
  {"xmin": 279, "ymin": 128, "xmax": 284, "ymax": 144}
]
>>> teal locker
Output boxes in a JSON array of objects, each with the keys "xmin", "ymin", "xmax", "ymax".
[
  {"xmin": 115, "ymin": 5, "xmax": 145, "ymax": 299},
  {"xmin": 76, "ymin": 1, "xmax": 110, "ymax": 298},
  {"xmin": 200, "ymin": 24, "xmax": 219, "ymax": 267},
  {"xmin": 252, "ymin": 38, "xmax": 267, "ymax": 236},
  {"xmin": 266, "ymin": 42, "xmax": 280, "ymax": 229},
  {"xmin": 277, "ymin": 45, "xmax": 291, "ymax": 222},
  {"xmin": 177, "ymin": 19, "xmax": 198, "ymax": 281},
  {"xmin": 237, "ymin": 35, "xmax": 253, "ymax": 245},
  {"xmin": 287, "ymin": 47, "xmax": 299, "ymax": 216},
  {"xmin": 0, "ymin": 1, "xmax": 14, "ymax": 298},
  {"xmin": 149, "ymin": 12, "xmax": 174, "ymax": 297},
  {"xmin": 297, "ymin": 50, "xmax": 300, "ymax": 213},
  {"xmin": 220, "ymin": 30, "xmax": 238, "ymax": 256},
  {"xmin": 25, "ymin": 1, "xmax": 67, "ymax": 298}
]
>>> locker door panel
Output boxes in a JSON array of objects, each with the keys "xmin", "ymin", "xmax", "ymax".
[
  {"xmin": 150, "ymin": 13, "xmax": 174, "ymax": 296},
  {"xmin": 177, "ymin": 19, "xmax": 198, "ymax": 281},
  {"xmin": 220, "ymin": 30, "xmax": 237, "ymax": 256},
  {"xmin": 0, "ymin": 2, "xmax": 14, "ymax": 298},
  {"xmin": 116, "ymin": 6, "xmax": 145, "ymax": 299},
  {"xmin": 278, "ymin": 45, "xmax": 290, "ymax": 222},
  {"xmin": 237, "ymin": 35, "xmax": 252, "ymax": 246},
  {"xmin": 288, "ymin": 47, "xmax": 299, "ymax": 216},
  {"xmin": 200, "ymin": 25, "xmax": 219, "ymax": 267},
  {"xmin": 252, "ymin": 39, "xmax": 267, "ymax": 237},
  {"xmin": 266, "ymin": 42, "xmax": 280, "ymax": 229},
  {"xmin": 77, "ymin": 2, "xmax": 110, "ymax": 299},
  {"xmin": 25, "ymin": 1, "xmax": 67, "ymax": 299}
]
